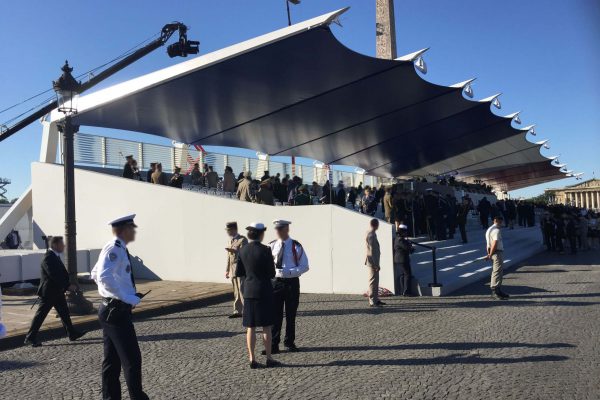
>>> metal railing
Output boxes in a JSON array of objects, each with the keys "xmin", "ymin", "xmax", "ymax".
[
  {"xmin": 409, "ymin": 240, "xmax": 442, "ymax": 288},
  {"xmin": 71, "ymin": 132, "xmax": 386, "ymax": 187}
]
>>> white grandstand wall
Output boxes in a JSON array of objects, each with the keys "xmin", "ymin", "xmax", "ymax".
[{"xmin": 30, "ymin": 162, "xmax": 394, "ymax": 294}]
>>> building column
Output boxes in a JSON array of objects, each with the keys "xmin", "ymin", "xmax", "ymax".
[
  {"xmin": 585, "ymin": 192, "xmax": 590, "ymax": 209},
  {"xmin": 566, "ymin": 192, "xmax": 571, "ymax": 205},
  {"xmin": 574, "ymin": 192, "xmax": 579, "ymax": 207},
  {"xmin": 596, "ymin": 191, "xmax": 600, "ymax": 210}
]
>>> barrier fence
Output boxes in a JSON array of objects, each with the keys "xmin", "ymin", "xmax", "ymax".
[{"xmin": 72, "ymin": 132, "xmax": 386, "ymax": 188}]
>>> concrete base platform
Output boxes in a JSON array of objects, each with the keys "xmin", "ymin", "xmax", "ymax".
[
  {"xmin": 0, "ymin": 280, "xmax": 232, "ymax": 351},
  {"xmin": 410, "ymin": 225, "xmax": 543, "ymax": 295}
]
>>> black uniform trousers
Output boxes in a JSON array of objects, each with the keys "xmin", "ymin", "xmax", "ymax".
[
  {"xmin": 272, "ymin": 277, "xmax": 300, "ymax": 348},
  {"xmin": 26, "ymin": 293, "xmax": 75, "ymax": 341},
  {"xmin": 394, "ymin": 263, "xmax": 412, "ymax": 296},
  {"xmin": 425, "ymin": 215, "xmax": 435, "ymax": 240},
  {"xmin": 99, "ymin": 303, "xmax": 148, "ymax": 400},
  {"xmin": 458, "ymin": 222, "xmax": 468, "ymax": 243},
  {"xmin": 480, "ymin": 213, "xmax": 489, "ymax": 229}
]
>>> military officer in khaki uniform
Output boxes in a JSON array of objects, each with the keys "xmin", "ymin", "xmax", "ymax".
[{"xmin": 225, "ymin": 222, "xmax": 248, "ymax": 318}]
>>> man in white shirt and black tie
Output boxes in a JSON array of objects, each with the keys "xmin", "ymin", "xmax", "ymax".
[
  {"xmin": 265, "ymin": 219, "xmax": 309, "ymax": 354},
  {"xmin": 91, "ymin": 214, "xmax": 149, "ymax": 400}
]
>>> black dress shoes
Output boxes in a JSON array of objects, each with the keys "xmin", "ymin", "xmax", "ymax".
[
  {"xmin": 24, "ymin": 338, "xmax": 42, "ymax": 347},
  {"xmin": 491, "ymin": 289, "xmax": 508, "ymax": 300},
  {"xmin": 376, "ymin": 301, "xmax": 387, "ymax": 306},
  {"xmin": 285, "ymin": 344, "xmax": 300, "ymax": 352},
  {"xmin": 261, "ymin": 347, "xmax": 280, "ymax": 355},
  {"xmin": 69, "ymin": 330, "xmax": 87, "ymax": 342},
  {"xmin": 249, "ymin": 361, "xmax": 260, "ymax": 369},
  {"xmin": 228, "ymin": 313, "xmax": 242, "ymax": 319}
]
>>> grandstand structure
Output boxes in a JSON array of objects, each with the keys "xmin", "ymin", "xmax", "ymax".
[{"xmin": 0, "ymin": 8, "xmax": 575, "ymax": 294}]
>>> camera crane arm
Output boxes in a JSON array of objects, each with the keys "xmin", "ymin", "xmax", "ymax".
[{"xmin": 0, "ymin": 22, "xmax": 197, "ymax": 144}]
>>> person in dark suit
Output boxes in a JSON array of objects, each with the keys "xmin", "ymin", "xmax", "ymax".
[
  {"xmin": 457, "ymin": 198, "xmax": 471, "ymax": 243},
  {"xmin": 236, "ymin": 222, "xmax": 279, "ymax": 369},
  {"xmin": 122, "ymin": 155, "xmax": 134, "ymax": 179},
  {"xmin": 478, "ymin": 197, "xmax": 492, "ymax": 229},
  {"xmin": 393, "ymin": 225, "xmax": 414, "ymax": 296},
  {"xmin": 24, "ymin": 236, "xmax": 86, "ymax": 347},
  {"xmin": 169, "ymin": 166, "xmax": 184, "ymax": 188}
]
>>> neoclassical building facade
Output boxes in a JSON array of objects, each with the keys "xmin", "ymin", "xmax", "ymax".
[{"xmin": 545, "ymin": 178, "xmax": 600, "ymax": 210}]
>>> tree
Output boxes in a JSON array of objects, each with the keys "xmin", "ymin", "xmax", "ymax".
[{"xmin": 528, "ymin": 193, "xmax": 551, "ymax": 205}]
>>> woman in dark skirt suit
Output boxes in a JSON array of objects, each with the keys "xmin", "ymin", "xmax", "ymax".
[{"xmin": 236, "ymin": 222, "xmax": 279, "ymax": 368}]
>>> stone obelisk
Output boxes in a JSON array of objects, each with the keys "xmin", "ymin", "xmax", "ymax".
[{"xmin": 375, "ymin": 0, "xmax": 397, "ymax": 59}]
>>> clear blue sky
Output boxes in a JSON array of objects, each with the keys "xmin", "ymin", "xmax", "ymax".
[{"xmin": 1, "ymin": 0, "xmax": 598, "ymax": 200}]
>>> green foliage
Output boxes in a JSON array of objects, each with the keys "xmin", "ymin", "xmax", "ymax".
[{"xmin": 527, "ymin": 192, "xmax": 552, "ymax": 205}]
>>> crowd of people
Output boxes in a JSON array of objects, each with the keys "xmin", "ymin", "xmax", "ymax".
[
  {"xmin": 120, "ymin": 156, "xmax": 545, "ymax": 244},
  {"xmin": 540, "ymin": 204, "xmax": 600, "ymax": 254},
  {"xmin": 121, "ymin": 155, "xmax": 187, "ymax": 189}
]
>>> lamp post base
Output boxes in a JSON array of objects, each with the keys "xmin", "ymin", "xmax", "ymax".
[{"xmin": 66, "ymin": 290, "xmax": 95, "ymax": 315}]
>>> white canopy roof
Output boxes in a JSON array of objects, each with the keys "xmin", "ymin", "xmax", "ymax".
[{"xmin": 55, "ymin": 7, "xmax": 567, "ymax": 192}]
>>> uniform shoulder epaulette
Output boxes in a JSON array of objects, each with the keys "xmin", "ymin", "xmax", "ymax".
[
  {"xmin": 114, "ymin": 240, "xmax": 122, "ymax": 248},
  {"xmin": 292, "ymin": 239, "xmax": 302, "ymax": 247},
  {"xmin": 268, "ymin": 239, "xmax": 277, "ymax": 245}
]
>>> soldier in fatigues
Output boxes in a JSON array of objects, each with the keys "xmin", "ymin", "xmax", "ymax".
[
  {"xmin": 225, "ymin": 222, "xmax": 248, "ymax": 318},
  {"xmin": 91, "ymin": 214, "xmax": 149, "ymax": 400}
]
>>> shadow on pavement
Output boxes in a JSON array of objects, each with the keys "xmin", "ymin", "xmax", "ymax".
[
  {"xmin": 45, "ymin": 339, "xmax": 104, "ymax": 347},
  {"xmin": 325, "ymin": 354, "xmax": 569, "ymax": 367},
  {"xmin": 413, "ymin": 299, "xmax": 599, "ymax": 309},
  {"xmin": 300, "ymin": 341, "xmax": 575, "ymax": 353},
  {"xmin": 298, "ymin": 307, "xmax": 437, "ymax": 317},
  {"xmin": 137, "ymin": 330, "xmax": 241, "ymax": 342},
  {"xmin": 0, "ymin": 360, "xmax": 42, "ymax": 370},
  {"xmin": 147, "ymin": 313, "xmax": 232, "ymax": 321},
  {"xmin": 284, "ymin": 354, "xmax": 569, "ymax": 368},
  {"xmin": 514, "ymin": 269, "xmax": 569, "ymax": 274},
  {"xmin": 453, "ymin": 284, "xmax": 553, "ymax": 297}
]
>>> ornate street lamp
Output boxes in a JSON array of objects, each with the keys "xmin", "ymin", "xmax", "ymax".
[
  {"xmin": 53, "ymin": 61, "xmax": 80, "ymax": 115},
  {"xmin": 53, "ymin": 61, "xmax": 94, "ymax": 315}
]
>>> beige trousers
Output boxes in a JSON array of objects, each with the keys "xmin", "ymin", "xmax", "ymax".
[
  {"xmin": 232, "ymin": 277, "xmax": 244, "ymax": 314},
  {"xmin": 490, "ymin": 251, "xmax": 504, "ymax": 289},
  {"xmin": 367, "ymin": 266, "xmax": 380, "ymax": 304}
]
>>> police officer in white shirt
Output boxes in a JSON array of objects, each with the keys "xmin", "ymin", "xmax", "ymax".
[
  {"xmin": 485, "ymin": 215, "xmax": 509, "ymax": 300},
  {"xmin": 91, "ymin": 214, "xmax": 149, "ymax": 400},
  {"xmin": 266, "ymin": 219, "xmax": 309, "ymax": 353}
]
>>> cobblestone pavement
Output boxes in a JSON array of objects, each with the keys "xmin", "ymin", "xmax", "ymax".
[{"xmin": 1, "ymin": 250, "xmax": 599, "ymax": 400}]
